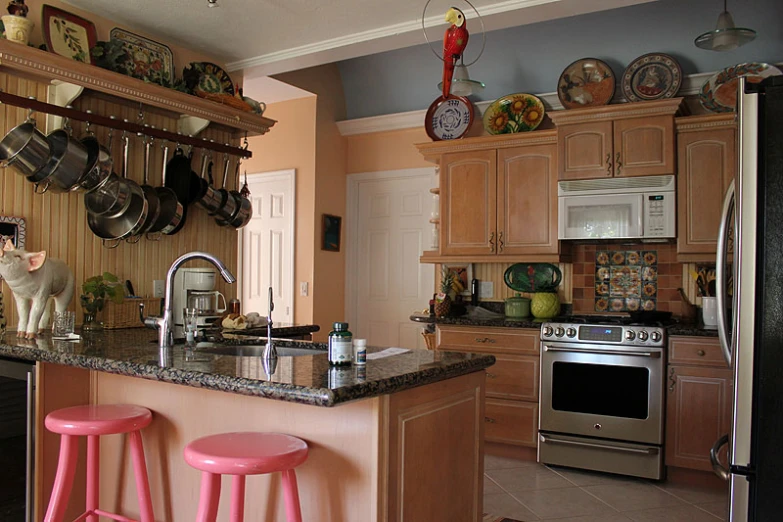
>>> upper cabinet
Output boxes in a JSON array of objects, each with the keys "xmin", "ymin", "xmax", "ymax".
[
  {"xmin": 675, "ymin": 114, "xmax": 737, "ymax": 261},
  {"xmin": 549, "ymin": 98, "xmax": 684, "ymax": 181}
]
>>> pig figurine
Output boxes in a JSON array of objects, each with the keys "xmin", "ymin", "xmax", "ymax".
[{"xmin": 0, "ymin": 239, "xmax": 74, "ymax": 339}]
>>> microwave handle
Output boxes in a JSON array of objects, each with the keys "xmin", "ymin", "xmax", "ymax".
[{"xmin": 638, "ymin": 194, "xmax": 645, "ymax": 237}]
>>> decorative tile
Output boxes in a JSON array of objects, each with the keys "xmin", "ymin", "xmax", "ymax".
[
  {"xmin": 642, "ymin": 251, "xmax": 658, "ymax": 265},
  {"xmin": 595, "ymin": 250, "xmax": 657, "ymax": 312},
  {"xmin": 610, "ymin": 266, "xmax": 641, "ymax": 297}
]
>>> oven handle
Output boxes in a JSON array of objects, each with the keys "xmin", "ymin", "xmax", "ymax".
[
  {"xmin": 542, "ymin": 346, "xmax": 660, "ymax": 358},
  {"xmin": 539, "ymin": 434, "xmax": 659, "ymax": 455}
]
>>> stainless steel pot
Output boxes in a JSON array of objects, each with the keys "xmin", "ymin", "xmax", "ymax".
[
  {"xmin": 30, "ymin": 129, "xmax": 90, "ymax": 193},
  {"xmin": 137, "ymin": 137, "xmax": 161, "ymax": 235},
  {"xmin": 84, "ymin": 133, "xmax": 131, "ymax": 218},
  {"xmin": 227, "ymin": 193, "xmax": 252, "ymax": 229},
  {"xmin": 195, "ymin": 153, "xmax": 225, "ymax": 214},
  {"xmin": 78, "ymin": 133, "xmax": 112, "ymax": 192},
  {"xmin": 151, "ymin": 144, "xmax": 184, "ymax": 236},
  {"xmin": 215, "ymin": 190, "xmax": 240, "ymax": 226},
  {"xmin": 0, "ymin": 120, "xmax": 51, "ymax": 177}
]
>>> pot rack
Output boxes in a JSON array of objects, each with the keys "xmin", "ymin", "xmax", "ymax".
[{"xmin": 0, "ymin": 90, "xmax": 252, "ymax": 159}]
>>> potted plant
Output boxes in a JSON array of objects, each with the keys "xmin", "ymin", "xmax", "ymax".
[
  {"xmin": 3, "ymin": 1, "xmax": 34, "ymax": 45},
  {"xmin": 80, "ymin": 272, "xmax": 124, "ymax": 331}
]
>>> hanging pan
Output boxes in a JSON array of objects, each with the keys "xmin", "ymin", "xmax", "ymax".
[
  {"xmin": 147, "ymin": 142, "xmax": 184, "ymax": 238},
  {"xmin": 84, "ymin": 130, "xmax": 132, "ymax": 218},
  {"xmin": 136, "ymin": 135, "xmax": 161, "ymax": 236}
]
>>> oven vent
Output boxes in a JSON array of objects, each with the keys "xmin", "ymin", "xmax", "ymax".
[{"xmin": 558, "ymin": 175, "xmax": 675, "ymax": 196}]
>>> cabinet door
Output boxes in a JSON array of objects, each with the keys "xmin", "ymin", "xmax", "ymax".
[
  {"xmin": 557, "ymin": 121, "xmax": 613, "ymax": 180},
  {"xmin": 439, "ymin": 150, "xmax": 497, "ymax": 255},
  {"xmin": 497, "ymin": 144, "xmax": 559, "ymax": 255},
  {"xmin": 665, "ymin": 365, "xmax": 733, "ymax": 471},
  {"xmin": 613, "ymin": 115, "xmax": 675, "ymax": 177},
  {"xmin": 485, "ymin": 354, "xmax": 539, "ymax": 402},
  {"xmin": 485, "ymin": 398, "xmax": 539, "ymax": 447},
  {"xmin": 677, "ymin": 128, "xmax": 736, "ymax": 256}
]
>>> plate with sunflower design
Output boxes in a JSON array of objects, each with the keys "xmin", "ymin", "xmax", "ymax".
[{"xmin": 482, "ymin": 93, "xmax": 545, "ymax": 135}]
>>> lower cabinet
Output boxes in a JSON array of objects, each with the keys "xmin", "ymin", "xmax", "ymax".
[
  {"xmin": 666, "ymin": 336, "xmax": 733, "ymax": 471},
  {"xmin": 436, "ymin": 325, "xmax": 540, "ymax": 447}
]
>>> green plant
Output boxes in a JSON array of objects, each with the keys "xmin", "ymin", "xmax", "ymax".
[{"xmin": 80, "ymin": 272, "xmax": 124, "ymax": 315}]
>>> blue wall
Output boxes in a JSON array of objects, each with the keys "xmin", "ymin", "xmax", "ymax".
[{"xmin": 338, "ymin": 0, "xmax": 783, "ymax": 119}]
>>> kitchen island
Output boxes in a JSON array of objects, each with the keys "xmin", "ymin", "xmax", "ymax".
[{"xmin": 0, "ymin": 330, "xmax": 493, "ymax": 522}]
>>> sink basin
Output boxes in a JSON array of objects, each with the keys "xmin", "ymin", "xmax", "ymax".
[{"xmin": 194, "ymin": 343, "xmax": 325, "ymax": 357}]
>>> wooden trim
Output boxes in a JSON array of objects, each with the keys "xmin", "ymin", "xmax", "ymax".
[
  {"xmin": 0, "ymin": 39, "xmax": 275, "ymax": 136},
  {"xmin": 676, "ymin": 113, "xmax": 737, "ymax": 132},
  {"xmin": 548, "ymin": 98, "xmax": 685, "ymax": 125},
  {"xmin": 416, "ymin": 129, "xmax": 557, "ymax": 155},
  {"xmin": 420, "ymin": 251, "xmax": 571, "ymax": 263}
]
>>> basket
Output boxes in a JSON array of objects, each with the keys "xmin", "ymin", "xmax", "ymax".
[
  {"xmin": 102, "ymin": 298, "xmax": 161, "ymax": 329},
  {"xmin": 421, "ymin": 331, "xmax": 436, "ymax": 350}
]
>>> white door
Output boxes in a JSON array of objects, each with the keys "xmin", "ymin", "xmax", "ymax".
[
  {"xmin": 346, "ymin": 168, "xmax": 435, "ymax": 349},
  {"xmin": 239, "ymin": 170, "xmax": 295, "ymax": 322}
]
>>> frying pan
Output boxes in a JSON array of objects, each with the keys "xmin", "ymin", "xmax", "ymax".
[
  {"xmin": 137, "ymin": 136, "xmax": 161, "ymax": 235},
  {"xmin": 201, "ymin": 153, "xmax": 228, "ymax": 216},
  {"xmin": 147, "ymin": 143, "xmax": 184, "ymax": 237},
  {"xmin": 214, "ymin": 155, "xmax": 240, "ymax": 225}
]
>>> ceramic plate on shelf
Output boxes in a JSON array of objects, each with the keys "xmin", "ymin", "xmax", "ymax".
[
  {"xmin": 482, "ymin": 93, "xmax": 545, "ymax": 134},
  {"xmin": 557, "ymin": 58, "xmax": 615, "ymax": 109},
  {"xmin": 184, "ymin": 62, "xmax": 235, "ymax": 96},
  {"xmin": 109, "ymin": 28, "xmax": 174, "ymax": 87},
  {"xmin": 622, "ymin": 53, "xmax": 682, "ymax": 102},
  {"xmin": 424, "ymin": 95, "xmax": 474, "ymax": 141},
  {"xmin": 700, "ymin": 62, "xmax": 783, "ymax": 113},
  {"xmin": 42, "ymin": 4, "xmax": 97, "ymax": 64}
]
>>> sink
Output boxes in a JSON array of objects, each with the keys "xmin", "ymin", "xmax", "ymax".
[{"xmin": 193, "ymin": 343, "xmax": 325, "ymax": 357}]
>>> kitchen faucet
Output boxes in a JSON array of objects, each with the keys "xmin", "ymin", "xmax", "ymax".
[
  {"xmin": 140, "ymin": 251, "xmax": 235, "ymax": 351},
  {"xmin": 263, "ymin": 286, "xmax": 277, "ymax": 360}
]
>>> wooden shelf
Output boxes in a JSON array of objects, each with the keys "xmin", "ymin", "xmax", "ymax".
[{"xmin": 0, "ymin": 39, "xmax": 276, "ymax": 137}]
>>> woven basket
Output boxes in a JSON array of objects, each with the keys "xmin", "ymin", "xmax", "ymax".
[
  {"xmin": 102, "ymin": 298, "xmax": 161, "ymax": 329},
  {"xmin": 421, "ymin": 331, "xmax": 436, "ymax": 350}
]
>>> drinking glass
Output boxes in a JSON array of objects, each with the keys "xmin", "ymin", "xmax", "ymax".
[
  {"xmin": 52, "ymin": 311, "xmax": 75, "ymax": 337},
  {"xmin": 183, "ymin": 308, "xmax": 199, "ymax": 346}
]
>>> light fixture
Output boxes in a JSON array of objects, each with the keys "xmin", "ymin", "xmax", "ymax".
[
  {"xmin": 695, "ymin": 0, "xmax": 756, "ymax": 51},
  {"xmin": 207, "ymin": 0, "xmax": 219, "ymax": 7},
  {"xmin": 436, "ymin": 61, "xmax": 485, "ymax": 97}
]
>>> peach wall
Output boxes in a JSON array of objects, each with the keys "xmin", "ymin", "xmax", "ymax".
[
  {"xmin": 345, "ymin": 127, "xmax": 432, "ymax": 174},
  {"xmin": 242, "ymin": 96, "xmax": 317, "ymax": 326}
]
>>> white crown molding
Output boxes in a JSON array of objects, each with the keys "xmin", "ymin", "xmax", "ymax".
[{"xmin": 336, "ymin": 70, "xmax": 722, "ymax": 137}]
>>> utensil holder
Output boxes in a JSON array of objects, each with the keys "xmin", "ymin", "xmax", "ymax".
[{"xmin": 701, "ymin": 297, "xmax": 718, "ymax": 328}]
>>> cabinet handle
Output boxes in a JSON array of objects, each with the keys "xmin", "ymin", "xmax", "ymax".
[
  {"xmin": 474, "ymin": 337, "xmax": 496, "ymax": 343},
  {"xmin": 616, "ymin": 152, "xmax": 622, "ymax": 175},
  {"xmin": 606, "ymin": 153, "xmax": 612, "ymax": 175},
  {"xmin": 485, "ymin": 417, "xmax": 496, "ymax": 423},
  {"xmin": 488, "ymin": 232, "xmax": 496, "ymax": 253},
  {"xmin": 669, "ymin": 367, "xmax": 676, "ymax": 392},
  {"xmin": 498, "ymin": 231, "xmax": 504, "ymax": 253},
  {"xmin": 697, "ymin": 349, "xmax": 706, "ymax": 356},
  {"xmin": 486, "ymin": 372, "xmax": 497, "ymax": 379}
]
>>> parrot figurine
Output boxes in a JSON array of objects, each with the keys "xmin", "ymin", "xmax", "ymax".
[{"xmin": 441, "ymin": 6, "xmax": 469, "ymax": 99}]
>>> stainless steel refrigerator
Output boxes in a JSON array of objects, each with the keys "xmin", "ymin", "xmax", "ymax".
[{"xmin": 712, "ymin": 75, "xmax": 783, "ymax": 521}]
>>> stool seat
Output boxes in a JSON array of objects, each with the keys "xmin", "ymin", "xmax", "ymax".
[
  {"xmin": 45, "ymin": 404, "xmax": 152, "ymax": 436},
  {"xmin": 185, "ymin": 432, "xmax": 308, "ymax": 476}
]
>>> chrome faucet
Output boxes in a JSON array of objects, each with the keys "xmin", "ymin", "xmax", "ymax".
[
  {"xmin": 141, "ymin": 251, "xmax": 235, "ymax": 350},
  {"xmin": 263, "ymin": 286, "xmax": 277, "ymax": 361}
]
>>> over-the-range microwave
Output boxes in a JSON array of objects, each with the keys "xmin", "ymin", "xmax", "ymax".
[{"xmin": 558, "ymin": 175, "xmax": 675, "ymax": 240}]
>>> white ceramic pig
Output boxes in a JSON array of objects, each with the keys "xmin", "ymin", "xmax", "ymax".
[{"xmin": 0, "ymin": 239, "xmax": 74, "ymax": 339}]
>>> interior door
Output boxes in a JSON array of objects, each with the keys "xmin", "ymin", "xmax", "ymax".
[{"xmin": 239, "ymin": 170, "xmax": 295, "ymax": 322}]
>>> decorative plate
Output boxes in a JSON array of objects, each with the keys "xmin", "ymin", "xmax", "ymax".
[
  {"xmin": 109, "ymin": 28, "xmax": 174, "ymax": 87},
  {"xmin": 557, "ymin": 58, "xmax": 615, "ymax": 110},
  {"xmin": 425, "ymin": 95, "xmax": 474, "ymax": 141},
  {"xmin": 183, "ymin": 62, "xmax": 235, "ymax": 96},
  {"xmin": 503, "ymin": 263, "xmax": 562, "ymax": 293},
  {"xmin": 622, "ymin": 53, "xmax": 682, "ymax": 102},
  {"xmin": 42, "ymin": 4, "xmax": 97, "ymax": 64},
  {"xmin": 482, "ymin": 93, "xmax": 545, "ymax": 134},
  {"xmin": 700, "ymin": 62, "xmax": 783, "ymax": 113}
]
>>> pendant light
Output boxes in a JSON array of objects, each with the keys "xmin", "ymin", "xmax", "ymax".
[
  {"xmin": 436, "ymin": 60, "xmax": 485, "ymax": 97},
  {"xmin": 695, "ymin": 0, "xmax": 756, "ymax": 51}
]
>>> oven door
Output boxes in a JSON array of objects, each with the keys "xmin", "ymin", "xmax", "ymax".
[{"xmin": 540, "ymin": 341, "xmax": 664, "ymax": 445}]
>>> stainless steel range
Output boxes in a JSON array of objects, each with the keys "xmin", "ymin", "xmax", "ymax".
[{"xmin": 537, "ymin": 316, "xmax": 666, "ymax": 480}]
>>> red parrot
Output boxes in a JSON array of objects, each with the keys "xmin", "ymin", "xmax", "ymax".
[{"xmin": 442, "ymin": 6, "xmax": 469, "ymax": 99}]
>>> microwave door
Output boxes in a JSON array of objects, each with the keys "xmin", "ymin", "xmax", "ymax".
[{"xmin": 559, "ymin": 193, "xmax": 644, "ymax": 239}]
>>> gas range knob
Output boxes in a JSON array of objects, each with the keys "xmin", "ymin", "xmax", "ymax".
[
  {"xmin": 555, "ymin": 327, "xmax": 565, "ymax": 337},
  {"xmin": 543, "ymin": 326, "xmax": 554, "ymax": 337},
  {"xmin": 625, "ymin": 330, "xmax": 636, "ymax": 341},
  {"xmin": 566, "ymin": 327, "xmax": 577, "ymax": 338},
  {"xmin": 650, "ymin": 331, "xmax": 662, "ymax": 342},
  {"xmin": 638, "ymin": 330, "xmax": 649, "ymax": 341}
]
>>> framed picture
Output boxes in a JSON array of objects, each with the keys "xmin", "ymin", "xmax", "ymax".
[
  {"xmin": 0, "ymin": 216, "xmax": 26, "ymax": 250},
  {"xmin": 443, "ymin": 263, "xmax": 473, "ymax": 297},
  {"xmin": 322, "ymin": 214, "xmax": 342, "ymax": 252}
]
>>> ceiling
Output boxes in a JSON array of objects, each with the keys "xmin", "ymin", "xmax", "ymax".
[{"xmin": 64, "ymin": 0, "xmax": 654, "ymax": 79}]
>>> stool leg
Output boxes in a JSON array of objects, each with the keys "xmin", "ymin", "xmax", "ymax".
[
  {"xmin": 44, "ymin": 434, "xmax": 79, "ymax": 522},
  {"xmin": 281, "ymin": 469, "xmax": 303, "ymax": 522},
  {"xmin": 85, "ymin": 435, "xmax": 100, "ymax": 522},
  {"xmin": 230, "ymin": 475, "xmax": 246, "ymax": 522},
  {"xmin": 128, "ymin": 430, "xmax": 155, "ymax": 522},
  {"xmin": 196, "ymin": 472, "xmax": 221, "ymax": 522}
]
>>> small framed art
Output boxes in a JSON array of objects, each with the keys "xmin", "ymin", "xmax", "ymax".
[{"xmin": 322, "ymin": 214, "xmax": 342, "ymax": 252}]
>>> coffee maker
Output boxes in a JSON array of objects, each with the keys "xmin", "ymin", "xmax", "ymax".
[{"xmin": 172, "ymin": 268, "xmax": 227, "ymax": 339}]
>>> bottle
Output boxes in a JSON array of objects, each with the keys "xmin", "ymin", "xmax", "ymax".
[
  {"xmin": 353, "ymin": 338, "xmax": 367, "ymax": 365},
  {"xmin": 229, "ymin": 298, "xmax": 241, "ymax": 315},
  {"xmin": 471, "ymin": 278, "xmax": 479, "ymax": 306},
  {"xmin": 328, "ymin": 322, "xmax": 353, "ymax": 365}
]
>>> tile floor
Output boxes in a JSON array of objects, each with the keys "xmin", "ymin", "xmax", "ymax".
[{"xmin": 484, "ymin": 455, "xmax": 729, "ymax": 521}]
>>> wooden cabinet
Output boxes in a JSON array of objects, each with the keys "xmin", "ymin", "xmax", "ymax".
[
  {"xmin": 666, "ymin": 336, "xmax": 733, "ymax": 471},
  {"xmin": 436, "ymin": 325, "xmax": 541, "ymax": 447},
  {"xmin": 676, "ymin": 115, "xmax": 737, "ymax": 261},
  {"xmin": 550, "ymin": 99, "xmax": 683, "ymax": 181}
]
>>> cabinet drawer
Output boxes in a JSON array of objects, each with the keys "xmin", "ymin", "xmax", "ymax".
[
  {"xmin": 669, "ymin": 337, "xmax": 726, "ymax": 367},
  {"xmin": 437, "ymin": 325, "xmax": 539, "ymax": 355},
  {"xmin": 485, "ymin": 398, "xmax": 538, "ymax": 447},
  {"xmin": 486, "ymin": 354, "xmax": 539, "ymax": 402}
]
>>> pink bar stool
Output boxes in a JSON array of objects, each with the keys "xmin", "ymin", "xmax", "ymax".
[
  {"xmin": 184, "ymin": 432, "xmax": 309, "ymax": 522},
  {"xmin": 44, "ymin": 404, "xmax": 155, "ymax": 522}
]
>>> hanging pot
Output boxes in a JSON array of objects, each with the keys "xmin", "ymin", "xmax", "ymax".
[
  {"xmin": 195, "ymin": 153, "xmax": 225, "ymax": 214},
  {"xmin": 147, "ymin": 143, "xmax": 184, "ymax": 237},
  {"xmin": 78, "ymin": 130, "xmax": 112, "ymax": 192},
  {"xmin": 214, "ymin": 157, "xmax": 239, "ymax": 224},
  {"xmin": 84, "ymin": 132, "xmax": 132, "ymax": 218},
  {"xmin": 0, "ymin": 119, "xmax": 51, "ymax": 177},
  {"xmin": 136, "ymin": 137, "xmax": 161, "ymax": 235},
  {"xmin": 30, "ymin": 129, "xmax": 90, "ymax": 193}
]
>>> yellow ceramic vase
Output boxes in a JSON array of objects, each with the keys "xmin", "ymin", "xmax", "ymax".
[{"xmin": 531, "ymin": 292, "xmax": 560, "ymax": 319}]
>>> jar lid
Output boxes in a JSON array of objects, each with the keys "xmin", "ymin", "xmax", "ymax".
[
  {"xmin": 506, "ymin": 293, "xmax": 531, "ymax": 303},
  {"xmin": 333, "ymin": 322, "xmax": 349, "ymax": 330}
]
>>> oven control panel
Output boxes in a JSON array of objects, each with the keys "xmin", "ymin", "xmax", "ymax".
[{"xmin": 540, "ymin": 323, "xmax": 665, "ymax": 347}]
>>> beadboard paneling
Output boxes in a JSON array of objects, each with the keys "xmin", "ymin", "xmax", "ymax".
[{"xmin": 0, "ymin": 73, "xmax": 241, "ymax": 329}]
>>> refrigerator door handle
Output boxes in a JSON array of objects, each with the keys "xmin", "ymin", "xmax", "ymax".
[
  {"xmin": 715, "ymin": 180, "xmax": 735, "ymax": 366},
  {"xmin": 710, "ymin": 433, "xmax": 731, "ymax": 481}
]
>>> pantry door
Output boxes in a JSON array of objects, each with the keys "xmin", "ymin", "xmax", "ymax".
[
  {"xmin": 239, "ymin": 170, "xmax": 295, "ymax": 322},
  {"xmin": 346, "ymin": 168, "xmax": 435, "ymax": 349}
]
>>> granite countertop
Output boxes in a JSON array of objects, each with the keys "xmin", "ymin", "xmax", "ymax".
[
  {"xmin": 0, "ymin": 330, "xmax": 494, "ymax": 407},
  {"xmin": 223, "ymin": 323, "xmax": 320, "ymax": 338}
]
